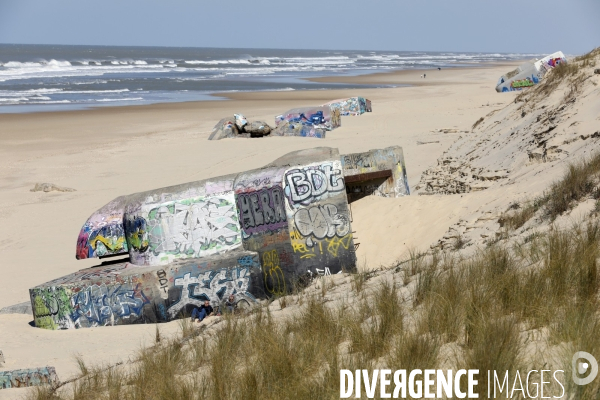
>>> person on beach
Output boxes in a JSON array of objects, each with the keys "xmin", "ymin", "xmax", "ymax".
[
  {"xmin": 424, "ymin": 73, "xmax": 426, "ymax": 78},
  {"xmin": 191, "ymin": 300, "xmax": 213, "ymax": 322},
  {"xmin": 224, "ymin": 294, "xmax": 237, "ymax": 314}
]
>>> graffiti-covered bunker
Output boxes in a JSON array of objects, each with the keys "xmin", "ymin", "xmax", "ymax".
[{"xmin": 30, "ymin": 146, "xmax": 409, "ymax": 329}]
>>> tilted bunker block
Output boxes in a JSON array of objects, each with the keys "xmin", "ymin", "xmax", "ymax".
[
  {"xmin": 0, "ymin": 367, "xmax": 59, "ymax": 389},
  {"xmin": 341, "ymin": 146, "xmax": 410, "ymax": 202},
  {"xmin": 30, "ymin": 250, "xmax": 262, "ymax": 330},
  {"xmin": 495, "ymin": 51, "xmax": 566, "ymax": 93},
  {"xmin": 324, "ymin": 97, "xmax": 372, "ymax": 116},
  {"xmin": 209, "ymin": 118, "xmax": 245, "ymax": 140}
]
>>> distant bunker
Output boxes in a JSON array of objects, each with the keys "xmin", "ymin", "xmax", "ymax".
[
  {"xmin": 209, "ymin": 97, "xmax": 371, "ymax": 140},
  {"xmin": 495, "ymin": 51, "xmax": 566, "ymax": 93},
  {"xmin": 31, "ymin": 146, "xmax": 408, "ymax": 330}
]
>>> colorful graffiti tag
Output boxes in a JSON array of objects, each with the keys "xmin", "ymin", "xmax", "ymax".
[
  {"xmin": 130, "ymin": 195, "xmax": 242, "ymax": 265},
  {"xmin": 0, "ymin": 367, "xmax": 59, "ymax": 389}
]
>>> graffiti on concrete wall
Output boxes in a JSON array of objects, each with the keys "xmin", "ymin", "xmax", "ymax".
[
  {"xmin": 290, "ymin": 229, "xmax": 353, "ymax": 259},
  {"xmin": 77, "ymin": 223, "xmax": 127, "ymax": 260},
  {"xmin": 31, "ymin": 287, "xmax": 74, "ymax": 330},
  {"xmin": 125, "ymin": 216, "xmax": 149, "ymax": 252},
  {"xmin": 284, "ymin": 161, "xmax": 346, "ymax": 208},
  {"xmin": 324, "ymin": 97, "xmax": 372, "ymax": 116},
  {"xmin": 283, "ymin": 159, "xmax": 355, "ymax": 273},
  {"xmin": 262, "ymin": 250, "xmax": 286, "ymax": 295},
  {"xmin": 71, "ymin": 284, "xmax": 150, "ymax": 328},
  {"xmin": 0, "ymin": 367, "xmax": 59, "ymax": 389},
  {"xmin": 293, "ymin": 204, "xmax": 350, "ymax": 246},
  {"xmin": 167, "ymin": 266, "xmax": 256, "ymax": 318},
  {"xmin": 76, "ymin": 197, "xmax": 128, "ymax": 260},
  {"xmin": 31, "ymin": 250, "xmax": 263, "ymax": 329},
  {"xmin": 132, "ymin": 195, "xmax": 242, "ymax": 265},
  {"xmin": 31, "ymin": 283, "xmax": 150, "ymax": 329},
  {"xmin": 237, "ymin": 187, "xmax": 287, "ymax": 235}
]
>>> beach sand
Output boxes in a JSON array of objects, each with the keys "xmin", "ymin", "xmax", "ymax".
[{"xmin": 0, "ymin": 63, "xmax": 520, "ymax": 396}]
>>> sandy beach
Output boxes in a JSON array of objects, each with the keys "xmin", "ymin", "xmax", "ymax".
[{"xmin": 0, "ymin": 63, "xmax": 523, "ymax": 396}]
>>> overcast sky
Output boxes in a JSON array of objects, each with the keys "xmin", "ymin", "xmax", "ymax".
[{"xmin": 0, "ymin": 0, "xmax": 598, "ymax": 54}]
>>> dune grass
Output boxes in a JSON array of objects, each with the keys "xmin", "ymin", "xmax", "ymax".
[
  {"xmin": 500, "ymin": 152, "xmax": 600, "ymax": 232},
  {"xmin": 28, "ymin": 214, "xmax": 600, "ymax": 399}
]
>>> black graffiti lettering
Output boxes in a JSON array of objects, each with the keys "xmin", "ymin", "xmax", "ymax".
[
  {"xmin": 238, "ymin": 195, "xmax": 255, "ymax": 229},
  {"xmin": 271, "ymin": 187, "xmax": 286, "ymax": 222},
  {"xmin": 237, "ymin": 187, "xmax": 287, "ymax": 233},
  {"xmin": 285, "ymin": 165, "xmax": 345, "ymax": 205},
  {"xmin": 324, "ymin": 165, "xmax": 344, "ymax": 192},
  {"xmin": 287, "ymin": 172, "xmax": 312, "ymax": 203},
  {"xmin": 260, "ymin": 190, "xmax": 275, "ymax": 224},
  {"xmin": 157, "ymin": 269, "xmax": 169, "ymax": 293},
  {"xmin": 249, "ymin": 193, "xmax": 264, "ymax": 226},
  {"xmin": 307, "ymin": 169, "xmax": 327, "ymax": 197}
]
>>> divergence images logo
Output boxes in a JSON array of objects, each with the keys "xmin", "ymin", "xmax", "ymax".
[{"xmin": 572, "ymin": 351, "xmax": 599, "ymax": 386}]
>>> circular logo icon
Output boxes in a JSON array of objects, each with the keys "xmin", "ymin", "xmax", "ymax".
[{"xmin": 572, "ymin": 351, "xmax": 599, "ymax": 386}]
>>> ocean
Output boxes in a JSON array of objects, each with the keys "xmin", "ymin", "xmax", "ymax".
[{"xmin": 0, "ymin": 44, "xmax": 535, "ymax": 113}]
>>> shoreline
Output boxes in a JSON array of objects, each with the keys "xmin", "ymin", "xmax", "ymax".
[{"xmin": 0, "ymin": 61, "xmax": 524, "ymax": 116}]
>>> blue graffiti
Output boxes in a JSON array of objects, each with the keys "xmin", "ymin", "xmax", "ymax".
[
  {"xmin": 237, "ymin": 255, "xmax": 259, "ymax": 268},
  {"xmin": 71, "ymin": 283, "xmax": 149, "ymax": 326}
]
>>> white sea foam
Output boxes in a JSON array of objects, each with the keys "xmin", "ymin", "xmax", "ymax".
[{"xmin": 96, "ymin": 97, "xmax": 143, "ymax": 102}]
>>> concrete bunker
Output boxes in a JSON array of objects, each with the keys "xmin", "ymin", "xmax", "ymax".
[{"xmin": 31, "ymin": 146, "xmax": 408, "ymax": 330}]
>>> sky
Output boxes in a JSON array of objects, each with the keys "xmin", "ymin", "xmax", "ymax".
[{"xmin": 0, "ymin": 0, "xmax": 598, "ymax": 54}]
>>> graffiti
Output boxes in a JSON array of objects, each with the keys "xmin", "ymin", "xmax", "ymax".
[
  {"xmin": 237, "ymin": 187, "xmax": 287, "ymax": 235},
  {"xmin": 294, "ymin": 204, "xmax": 350, "ymax": 243},
  {"xmin": 325, "ymin": 97, "xmax": 371, "ymax": 116},
  {"xmin": 143, "ymin": 196, "xmax": 241, "ymax": 262},
  {"xmin": 71, "ymin": 283, "xmax": 150, "ymax": 327},
  {"xmin": 546, "ymin": 57, "xmax": 565, "ymax": 68},
  {"xmin": 158, "ymin": 303, "xmax": 167, "ymax": 321},
  {"xmin": 77, "ymin": 224, "xmax": 127, "ymax": 259},
  {"xmin": 238, "ymin": 255, "xmax": 258, "ymax": 267},
  {"xmin": 31, "ymin": 287, "xmax": 74, "ymax": 330},
  {"xmin": 76, "ymin": 197, "xmax": 128, "ymax": 260},
  {"xmin": 262, "ymin": 250, "xmax": 286, "ymax": 296},
  {"xmin": 156, "ymin": 269, "xmax": 169, "ymax": 298},
  {"xmin": 284, "ymin": 163, "xmax": 345, "ymax": 207},
  {"xmin": 290, "ymin": 230, "xmax": 353, "ymax": 258},
  {"xmin": 511, "ymin": 78, "xmax": 534, "ymax": 88},
  {"xmin": 316, "ymin": 267, "xmax": 331, "ymax": 276},
  {"xmin": 275, "ymin": 105, "xmax": 340, "ymax": 131},
  {"xmin": 0, "ymin": 367, "xmax": 59, "ymax": 389},
  {"xmin": 168, "ymin": 267, "xmax": 255, "ymax": 317},
  {"xmin": 125, "ymin": 216, "xmax": 149, "ymax": 252}
]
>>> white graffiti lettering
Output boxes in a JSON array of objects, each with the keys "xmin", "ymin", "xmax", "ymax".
[
  {"xmin": 294, "ymin": 204, "xmax": 350, "ymax": 240},
  {"xmin": 167, "ymin": 267, "xmax": 255, "ymax": 318}
]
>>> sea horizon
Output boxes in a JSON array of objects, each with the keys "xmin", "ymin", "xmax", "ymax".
[{"xmin": 0, "ymin": 43, "xmax": 537, "ymax": 113}]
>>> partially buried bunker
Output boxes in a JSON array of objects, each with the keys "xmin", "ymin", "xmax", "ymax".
[{"xmin": 30, "ymin": 146, "xmax": 409, "ymax": 329}]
